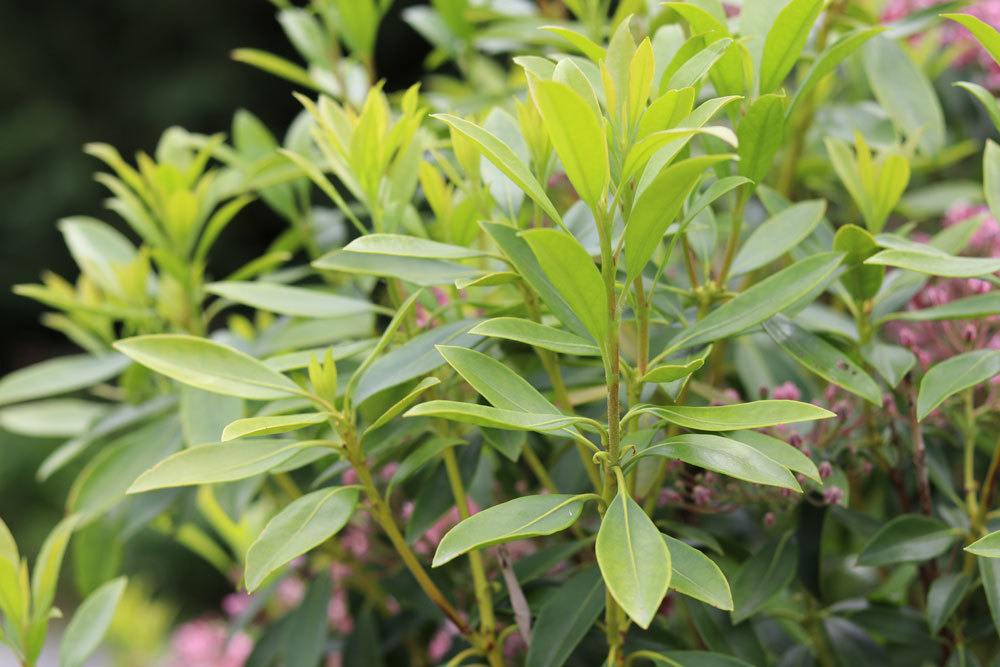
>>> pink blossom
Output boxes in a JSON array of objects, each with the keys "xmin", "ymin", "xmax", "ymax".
[
  {"xmin": 277, "ymin": 577, "xmax": 305, "ymax": 609},
  {"xmin": 658, "ymin": 488, "xmax": 683, "ymax": 506},
  {"xmin": 427, "ymin": 622, "xmax": 460, "ymax": 662},
  {"xmin": 823, "ymin": 486, "xmax": 845, "ymax": 506},
  {"xmin": 818, "ymin": 461, "xmax": 833, "ymax": 479},
  {"xmin": 167, "ymin": 619, "xmax": 253, "ymax": 667},
  {"xmin": 222, "ymin": 592, "xmax": 252, "ymax": 618},
  {"xmin": 327, "ymin": 587, "xmax": 354, "ymax": 634},
  {"xmin": 771, "ymin": 381, "xmax": 801, "ymax": 401},
  {"xmin": 692, "ymin": 485, "xmax": 712, "ymax": 506}
]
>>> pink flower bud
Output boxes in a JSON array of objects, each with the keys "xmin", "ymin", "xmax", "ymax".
[
  {"xmin": 818, "ymin": 461, "xmax": 833, "ymax": 479},
  {"xmin": 692, "ymin": 485, "xmax": 712, "ymax": 506},
  {"xmin": 763, "ymin": 512, "xmax": 776, "ymax": 527},
  {"xmin": 968, "ymin": 278, "xmax": 991, "ymax": 294},
  {"xmin": 823, "ymin": 486, "xmax": 844, "ymax": 505},
  {"xmin": 772, "ymin": 381, "xmax": 801, "ymax": 401}
]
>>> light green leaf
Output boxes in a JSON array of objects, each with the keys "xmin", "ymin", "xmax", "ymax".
[
  {"xmin": 986, "ymin": 140, "xmax": 1000, "ymax": 223},
  {"xmin": 632, "ymin": 399, "xmax": 834, "ymax": 431},
  {"xmin": 206, "ymin": 281, "xmax": 383, "ymax": 318},
  {"xmin": 664, "ymin": 534, "xmax": 733, "ymax": 610},
  {"xmin": 665, "ymin": 252, "xmax": 844, "ymax": 354},
  {"xmin": 541, "ymin": 25, "xmax": 606, "ymax": 62},
  {"xmin": 626, "ymin": 155, "xmax": 733, "ymax": 282},
  {"xmin": 114, "ymin": 335, "xmax": 302, "ymax": 400},
  {"xmin": 245, "ymin": 486, "xmax": 359, "ymax": 591},
  {"xmin": 862, "ymin": 35, "xmax": 945, "ymax": 154},
  {"xmin": 596, "ymin": 485, "xmax": 671, "ymax": 629},
  {"xmin": 759, "ymin": 0, "xmax": 824, "ymax": 93},
  {"xmin": 364, "ymin": 377, "xmax": 441, "ymax": 434},
  {"xmin": 955, "ymin": 81, "xmax": 1000, "ymax": 134},
  {"xmin": 857, "ymin": 515, "xmax": 959, "ymax": 566},
  {"xmin": 31, "ymin": 515, "xmax": 78, "ymax": 614},
  {"xmin": 917, "ymin": 350, "xmax": 1000, "ymax": 420},
  {"xmin": 128, "ymin": 439, "xmax": 333, "ymax": 493},
  {"xmin": 880, "ymin": 292, "xmax": 1000, "ymax": 323},
  {"xmin": 668, "ymin": 38, "xmax": 734, "ymax": 90},
  {"xmin": 387, "ymin": 436, "xmax": 464, "ymax": 493},
  {"xmin": 433, "ymin": 494, "xmax": 587, "ymax": 566},
  {"xmin": 314, "ymin": 249, "xmax": 483, "ymax": 286},
  {"xmin": 433, "ymin": 114, "xmax": 562, "ymax": 226},
  {"xmin": 532, "ymin": 79, "xmax": 609, "ymax": 208},
  {"xmin": 868, "ymin": 248, "xmax": 1000, "ymax": 278},
  {"xmin": 737, "ymin": 94, "xmax": 785, "ymax": 184},
  {"xmin": 787, "ymin": 27, "xmax": 885, "ymax": 118},
  {"xmin": 59, "ymin": 577, "xmax": 127, "ymax": 667},
  {"xmin": 981, "ymin": 555, "xmax": 1000, "ymax": 636},
  {"xmin": 0, "ymin": 399, "xmax": 107, "ymax": 438},
  {"xmin": 627, "ymin": 434, "xmax": 801, "ymax": 491},
  {"xmin": 221, "ymin": 412, "xmax": 328, "ymax": 441},
  {"xmin": 469, "ymin": 318, "xmax": 600, "ymax": 356},
  {"xmin": 967, "ymin": 530, "xmax": 1000, "ymax": 558},
  {"xmin": 344, "ymin": 233, "xmax": 487, "ymax": 259},
  {"xmin": 0, "ymin": 354, "xmax": 129, "ymax": 407},
  {"xmin": 730, "ymin": 200, "xmax": 825, "ymax": 275},
  {"xmin": 763, "ymin": 315, "xmax": 882, "ymax": 405},
  {"xmin": 834, "ymin": 223, "xmax": 884, "ymax": 301},
  {"xmin": 728, "ymin": 429, "xmax": 821, "ymax": 483},
  {"xmin": 640, "ymin": 355, "xmax": 706, "ymax": 384},
  {"xmin": 522, "ymin": 229, "xmax": 608, "ymax": 345},
  {"xmin": 59, "ymin": 217, "xmax": 136, "ymax": 295},
  {"xmin": 943, "ymin": 13, "xmax": 1000, "ymax": 65},
  {"xmin": 405, "ymin": 400, "xmax": 590, "ymax": 433}
]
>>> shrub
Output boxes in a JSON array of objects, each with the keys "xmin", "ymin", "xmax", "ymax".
[{"xmin": 2, "ymin": 1, "xmax": 1000, "ymax": 665}]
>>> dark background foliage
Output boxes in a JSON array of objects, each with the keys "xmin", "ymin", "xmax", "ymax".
[{"xmin": 0, "ymin": 0, "xmax": 429, "ymax": 608}]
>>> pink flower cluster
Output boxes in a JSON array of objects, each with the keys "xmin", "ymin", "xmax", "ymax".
[
  {"xmin": 882, "ymin": 0, "xmax": 1000, "ymax": 88},
  {"xmin": 166, "ymin": 619, "xmax": 253, "ymax": 667}
]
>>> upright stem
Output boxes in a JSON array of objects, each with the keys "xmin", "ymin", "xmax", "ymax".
[
  {"xmin": 962, "ymin": 390, "xmax": 980, "ymax": 527},
  {"xmin": 596, "ymin": 202, "xmax": 626, "ymax": 665},
  {"xmin": 907, "ymin": 380, "xmax": 933, "ymax": 517},
  {"xmin": 716, "ymin": 187, "xmax": 749, "ymax": 287},
  {"xmin": 442, "ymin": 448, "xmax": 502, "ymax": 666}
]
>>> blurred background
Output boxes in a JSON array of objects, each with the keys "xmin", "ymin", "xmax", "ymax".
[{"xmin": 0, "ymin": 0, "xmax": 429, "ymax": 628}]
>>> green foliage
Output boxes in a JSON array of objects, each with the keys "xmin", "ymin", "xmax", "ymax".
[{"xmin": 5, "ymin": 1, "xmax": 1000, "ymax": 665}]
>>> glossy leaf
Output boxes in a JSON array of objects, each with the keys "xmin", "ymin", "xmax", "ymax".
[
  {"xmin": 469, "ymin": 318, "xmax": 600, "ymax": 356},
  {"xmin": 221, "ymin": 412, "xmax": 328, "ymax": 441},
  {"xmin": 0, "ymin": 354, "xmax": 129, "ymax": 407},
  {"xmin": 627, "ymin": 434, "xmax": 801, "ymax": 491},
  {"xmin": 596, "ymin": 486, "xmax": 672, "ymax": 629},
  {"xmin": 405, "ymin": 400, "xmax": 588, "ymax": 432},
  {"xmin": 31, "ymin": 515, "xmax": 78, "ymax": 613},
  {"xmin": 245, "ymin": 486, "xmax": 359, "ymax": 591},
  {"xmin": 917, "ymin": 350, "xmax": 1000, "ymax": 419},
  {"xmin": 633, "ymin": 400, "xmax": 834, "ymax": 431},
  {"xmin": 857, "ymin": 515, "xmax": 959, "ymax": 566},
  {"xmin": 433, "ymin": 494, "xmax": 587, "ymax": 566},
  {"xmin": 665, "ymin": 252, "xmax": 844, "ymax": 354},
  {"xmin": 731, "ymin": 532, "xmax": 797, "ymax": 623},
  {"xmin": 728, "ymin": 429, "xmax": 821, "ymax": 483},
  {"xmin": 114, "ymin": 335, "xmax": 303, "ymax": 400},
  {"xmin": 128, "ymin": 440, "xmax": 333, "ymax": 493},
  {"xmin": 641, "ymin": 356, "xmax": 706, "ymax": 384},
  {"xmin": 865, "ymin": 248, "xmax": 1000, "ymax": 278},
  {"xmin": 313, "ymin": 250, "xmax": 483, "ymax": 286},
  {"xmin": 763, "ymin": 316, "xmax": 882, "ymax": 405},
  {"xmin": 966, "ymin": 530, "xmax": 1000, "ymax": 557},
  {"xmin": 882, "ymin": 292, "xmax": 1000, "ymax": 322},
  {"xmin": 433, "ymin": 114, "xmax": 562, "ymax": 226},
  {"xmin": 730, "ymin": 200, "xmax": 825, "ymax": 276},
  {"xmin": 207, "ymin": 281, "xmax": 382, "ymax": 318},
  {"xmin": 344, "ymin": 233, "xmax": 486, "ymax": 259},
  {"xmin": 943, "ymin": 13, "xmax": 1000, "ymax": 65},
  {"xmin": 736, "ymin": 94, "xmax": 785, "ymax": 184},
  {"xmin": 364, "ymin": 377, "xmax": 441, "ymax": 434},
  {"xmin": 664, "ymin": 534, "xmax": 733, "ymax": 610},
  {"xmin": 532, "ymin": 79, "xmax": 609, "ymax": 208},
  {"xmin": 522, "ymin": 229, "xmax": 608, "ymax": 345}
]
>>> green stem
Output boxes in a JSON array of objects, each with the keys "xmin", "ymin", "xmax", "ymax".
[
  {"xmin": 442, "ymin": 448, "xmax": 502, "ymax": 666},
  {"xmin": 716, "ymin": 187, "xmax": 749, "ymax": 287}
]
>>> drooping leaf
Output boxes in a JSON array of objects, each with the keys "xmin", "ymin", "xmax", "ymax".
[
  {"xmin": 0, "ymin": 399, "xmax": 107, "ymax": 438},
  {"xmin": 0, "ymin": 354, "xmax": 130, "ymax": 407},
  {"xmin": 128, "ymin": 440, "xmax": 334, "ymax": 493},
  {"xmin": 626, "ymin": 434, "xmax": 801, "ymax": 491},
  {"xmin": 763, "ymin": 316, "xmax": 882, "ymax": 405},
  {"xmin": 857, "ymin": 515, "xmax": 959, "ymax": 566},
  {"xmin": 114, "ymin": 335, "xmax": 303, "ymax": 400},
  {"xmin": 917, "ymin": 350, "xmax": 1000, "ymax": 420},
  {"xmin": 433, "ymin": 114, "xmax": 562, "ymax": 225},
  {"xmin": 206, "ymin": 281, "xmax": 383, "ymax": 318},
  {"xmin": 433, "ymin": 494, "xmax": 587, "ymax": 566},
  {"xmin": 405, "ymin": 400, "xmax": 589, "ymax": 433},
  {"xmin": 596, "ymin": 486, "xmax": 672, "ymax": 629},
  {"xmin": 469, "ymin": 318, "xmax": 600, "ymax": 356},
  {"xmin": 665, "ymin": 252, "xmax": 844, "ymax": 354},
  {"xmin": 245, "ymin": 486, "xmax": 359, "ymax": 591},
  {"xmin": 664, "ymin": 534, "xmax": 733, "ymax": 610}
]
